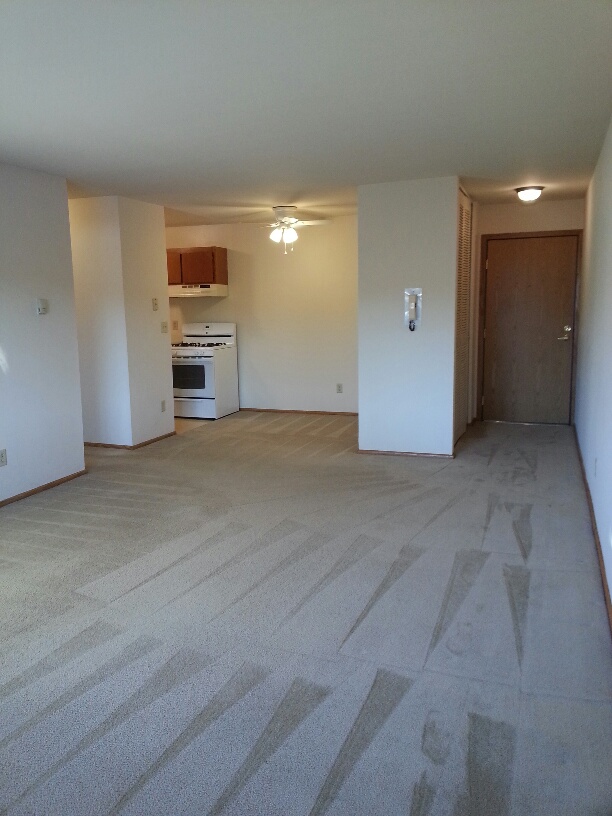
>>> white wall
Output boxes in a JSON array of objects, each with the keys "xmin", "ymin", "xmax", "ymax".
[
  {"xmin": 118, "ymin": 198, "xmax": 174, "ymax": 445},
  {"xmin": 358, "ymin": 177, "xmax": 459, "ymax": 455},
  {"xmin": 0, "ymin": 163, "xmax": 84, "ymax": 502},
  {"xmin": 166, "ymin": 215, "xmax": 357, "ymax": 413},
  {"xmin": 70, "ymin": 197, "xmax": 174, "ymax": 446},
  {"xmin": 70, "ymin": 198, "xmax": 132, "ymax": 444},
  {"xmin": 575, "ymin": 115, "xmax": 612, "ymax": 602}
]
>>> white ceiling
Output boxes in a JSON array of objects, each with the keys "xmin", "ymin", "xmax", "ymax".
[{"xmin": 1, "ymin": 1, "xmax": 611, "ymax": 224}]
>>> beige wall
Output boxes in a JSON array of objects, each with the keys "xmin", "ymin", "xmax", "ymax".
[
  {"xmin": 166, "ymin": 216, "xmax": 358, "ymax": 413},
  {"xmin": 0, "ymin": 163, "xmax": 84, "ymax": 502},
  {"xmin": 476, "ymin": 198, "xmax": 585, "ymax": 235}
]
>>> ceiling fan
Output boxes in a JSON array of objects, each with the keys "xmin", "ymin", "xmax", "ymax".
[{"xmin": 266, "ymin": 206, "xmax": 327, "ymax": 253}]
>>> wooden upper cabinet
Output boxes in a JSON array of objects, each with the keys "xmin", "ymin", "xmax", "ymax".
[
  {"xmin": 211, "ymin": 247, "xmax": 228, "ymax": 285},
  {"xmin": 181, "ymin": 248, "xmax": 215, "ymax": 284},
  {"xmin": 166, "ymin": 250, "xmax": 182, "ymax": 284},
  {"xmin": 166, "ymin": 247, "xmax": 228, "ymax": 286}
]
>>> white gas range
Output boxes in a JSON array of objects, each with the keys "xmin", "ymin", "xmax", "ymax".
[{"xmin": 171, "ymin": 322, "xmax": 239, "ymax": 419}]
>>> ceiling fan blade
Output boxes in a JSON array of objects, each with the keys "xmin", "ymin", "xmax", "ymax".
[{"xmin": 240, "ymin": 208, "xmax": 329, "ymax": 229}]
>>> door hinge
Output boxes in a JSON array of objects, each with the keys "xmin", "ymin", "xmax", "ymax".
[
  {"xmin": 481, "ymin": 396, "xmax": 485, "ymax": 406},
  {"xmin": 486, "ymin": 258, "xmax": 488, "ymax": 270}
]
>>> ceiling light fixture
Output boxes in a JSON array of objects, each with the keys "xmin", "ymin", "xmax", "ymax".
[
  {"xmin": 269, "ymin": 225, "xmax": 298, "ymax": 253},
  {"xmin": 283, "ymin": 227, "xmax": 298, "ymax": 244},
  {"xmin": 516, "ymin": 186, "xmax": 544, "ymax": 203}
]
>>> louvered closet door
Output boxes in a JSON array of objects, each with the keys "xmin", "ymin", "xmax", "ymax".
[{"xmin": 453, "ymin": 191, "xmax": 472, "ymax": 445}]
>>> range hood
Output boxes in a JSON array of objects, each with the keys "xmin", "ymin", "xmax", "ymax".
[{"xmin": 168, "ymin": 283, "xmax": 228, "ymax": 298}]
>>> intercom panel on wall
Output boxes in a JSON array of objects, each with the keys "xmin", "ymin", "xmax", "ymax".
[{"xmin": 404, "ymin": 288, "xmax": 422, "ymax": 330}]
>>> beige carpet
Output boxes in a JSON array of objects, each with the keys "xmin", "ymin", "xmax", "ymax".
[{"xmin": 1, "ymin": 412, "xmax": 611, "ymax": 815}]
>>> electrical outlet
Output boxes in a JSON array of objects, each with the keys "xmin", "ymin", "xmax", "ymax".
[
  {"xmin": 161, "ymin": 321, "xmax": 168, "ymax": 334},
  {"xmin": 161, "ymin": 400, "xmax": 166, "ymax": 413},
  {"xmin": 0, "ymin": 449, "xmax": 7, "ymax": 467},
  {"xmin": 152, "ymin": 297, "xmax": 159, "ymax": 311},
  {"xmin": 336, "ymin": 383, "xmax": 343, "ymax": 394}
]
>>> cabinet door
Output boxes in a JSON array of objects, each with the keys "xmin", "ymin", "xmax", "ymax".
[
  {"xmin": 181, "ymin": 249, "xmax": 215, "ymax": 284},
  {"xmin": 212, "ymin": 247, "xmax": 228, "ymax": 285},
  {"xmin": 167, "ymin": 251, "xmax": 182, "ymax": 284}
]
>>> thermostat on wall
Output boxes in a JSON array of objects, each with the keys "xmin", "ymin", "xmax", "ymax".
[{"xmin": 36, "ymin": 298, "xmax": 49, "ymax": 315}]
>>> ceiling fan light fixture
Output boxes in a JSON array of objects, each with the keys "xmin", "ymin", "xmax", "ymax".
[
  {"xmin": 269, "ymin": 227, "xmax": 283, "ymax": 242},
  {"xmin": 283, "ymin": 227, "xmax": 298, "ymax": 244},
  {"xmin": 516, "ymin": 186, "xmax": 544, "ymax": 202}
]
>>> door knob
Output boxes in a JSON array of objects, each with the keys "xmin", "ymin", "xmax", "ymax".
[
  {"xmin": 563, "ymin": 325, "xmax": 572, "ymax": 332},
  {"xmin": 557, "ymin": 335, "xmax": 570, "ymax": 341}
]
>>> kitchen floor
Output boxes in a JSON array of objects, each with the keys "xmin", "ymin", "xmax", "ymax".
[
  {"xmin": 0, "ymin": 413, "xmax": 611, "ymax": 815},
  {"xmin": 174, "ymin": 416, "xmax": 210, "ymax": 435}
]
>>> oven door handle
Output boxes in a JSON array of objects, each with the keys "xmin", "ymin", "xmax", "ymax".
[{"xmin": 172, "ymin": 358, "xmax": 213, "ymax": 363}]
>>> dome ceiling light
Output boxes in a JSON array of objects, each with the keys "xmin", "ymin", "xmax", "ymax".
[{"xmin": 516, "ymin": 186, "xmax": 544, "ymax": 203}]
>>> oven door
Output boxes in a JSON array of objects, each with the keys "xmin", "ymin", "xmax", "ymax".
[{"xmin": 172, "ymin": 358, "xmax": 215, "ymax": 398}]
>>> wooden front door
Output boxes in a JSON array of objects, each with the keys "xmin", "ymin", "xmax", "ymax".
[{"xmin": 482, "ymin": 233, "xmax": 579, "ymax": 424}]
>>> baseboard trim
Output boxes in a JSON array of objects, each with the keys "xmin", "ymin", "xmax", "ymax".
[
  {"xmin": 240, "ymin": 408, "xmax": 358, "ymax": 416},
  {"xmin": 358, "ymin": 448, "xmax": 454, "ymax": 459},
  {"xmin": 0, "ymin": 469, "xmax": 87, "ymax": 508},
  {"xmin": 85, "ymin": 431, "xmax": 176, "ymax": 450},
  {"xmin": 573, "ymin": 427, "xmax": 612, "ymax": 637}
]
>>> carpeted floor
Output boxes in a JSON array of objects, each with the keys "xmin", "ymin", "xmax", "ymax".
[{"xmin": 1, "ymin": 412, "xmax": 611, "ymax": 815}]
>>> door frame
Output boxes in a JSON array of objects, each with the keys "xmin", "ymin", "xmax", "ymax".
[{"xmin": 476, "ymin": 230, "xmax": 582, "ymax": 422}]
